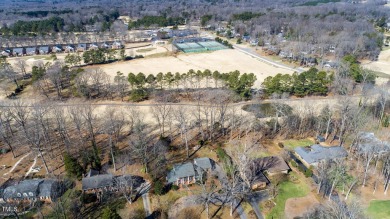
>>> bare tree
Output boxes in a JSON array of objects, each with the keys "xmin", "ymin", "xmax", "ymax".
[
  {"xmin": 150, "ymin": 99, "xmax": 172, "ymax": 137},
  {"xmin": 13, "ymin": 58, "xmax": 28, "ymax": 77},
  {"xmin": 128, "ymin": 119, "xmax": 152, "ymax": 173},
  {"xmin": 173, "ymin": 106, "xmax": 191, "ymax": 158}
]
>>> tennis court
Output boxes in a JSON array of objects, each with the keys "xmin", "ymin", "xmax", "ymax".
[{"xmin": 174, "ymin": 40, "xmax": 227, "ymax": 53}]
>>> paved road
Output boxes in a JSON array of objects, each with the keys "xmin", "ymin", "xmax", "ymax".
[{"xmin": 233, "ymin": 45, "xmax": 305, "ymax": 73}]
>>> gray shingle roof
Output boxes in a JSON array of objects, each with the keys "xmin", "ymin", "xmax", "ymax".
[
  {"xmin": 2, "ymin": 179, "xmax": 58, "ymax": 200},
  {"xmin": 82, "ymin": 174, "xmax": 113, "ymax": 191},
  {"xmin": 167, "ymin": 162, "xmax": 196, "ymax": 183},
  {"xmin": 295, "ymin": 144, "xmax": 347, "ymax": 165},
  {"xmin": 194, "ymin": 157, "xmax": 213, "ymax": 170},
  {"xmin": 86, "ymin": 169, "xmax": 100, "ymax": 177},
  {"xmin": 26, "ymin": 47, "xmax": 36, "ymax": 53},
  {"xmin": 38, "ymin": 180, "xmax": 56, "ymax": 197},
  {"xmin": 13, "ymin": 48, "xmax": 23, "ymax": 54},
  {"xmin": 3, "ymin": 179, "xmax": 42, "ymax": 199}
]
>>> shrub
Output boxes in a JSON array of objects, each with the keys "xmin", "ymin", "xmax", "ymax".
[
  {"xmin": 278, "ymin": 142, "xmax": 284, "ymax": 148},
  {"xmin": 102, "ymin": 206, "xmax": 121, "ymax": 219},
  {"xmin": 290, "ymin": 160, "xmax": 298, "ymax": 168},
  {"xmin": 304, "ymin": 168, "xmax": 313, "ymax": 178},
  {"xmin": 80, "ymin": 193, "xmax": 97, "ymax": 204},
  {"xmin": 171, "ymin": 185, "xmax": 179, "ymax": 191},
  {"xmin": 0, "ymin": 148, "xmax": 10, "ymax": 154},
  {"xmin": 154, "ymin": 180, "xmax": 164, "ymax": 195},
  {"xmin": 130, "ymin": 89, "xmax": 149, "ymax": 102}
]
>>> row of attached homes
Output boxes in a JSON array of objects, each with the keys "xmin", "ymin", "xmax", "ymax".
[{"xmin": 0, "ymin": 42, "xmax": 124, "ymax": 57}]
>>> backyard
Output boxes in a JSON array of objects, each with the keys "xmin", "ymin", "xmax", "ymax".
[
  {"xmin": 281, "ymin": 138, "xmax": 314, "ymax": 150},
  {"xmin": 366, "ymin": 200, "xmax": 390, "ymax": 219},
  {"xmin": 266, "ymin": 173, "xmax": 310, "ymax": 219}
]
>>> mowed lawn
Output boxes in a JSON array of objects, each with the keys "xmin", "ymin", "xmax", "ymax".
[
  {"xmin": 282, "ymin": 139, "xmax": 314, "ymax": 150},
  {"xmin": 266, "ymin": 176, "xmax": 310, "ymax": 219},
  {"xmin": 367, "ymin": 200, "xmax": 390, "ymax": 219}
]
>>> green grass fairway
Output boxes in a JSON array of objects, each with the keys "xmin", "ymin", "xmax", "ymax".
[
  {"xmin": 282, "ymin": 139, "xmax": 314, "ymax": 150},
  {"xmin": 367, "ymin": 200, "xmax": 390, "ymax": 219},
  {"xmin": 266, "ymin": 176, "xmax": 310, "ymax": 219}
]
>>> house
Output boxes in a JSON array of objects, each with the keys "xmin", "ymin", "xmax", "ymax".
[
  {"xmin": 82, "ymin": 173, "xmax": 144, "ymax": 195},
  {"xmin": 88, "ymin": 43, "xmax": 99, "ymax": 50},
  {"xmin": 251, "ymin": 172, "xmax": 269, "ymax": 190},
  {"xmin": 51, "ymin": 45, "xmax": 62, "ymax": 53},
  {"xmin": 25, "ymin": 47, "xmax": 36, "ymax": 56},
  {"xmin": 167, "ymin": 163, "xmax": 197, "ymax": 186},
  {"xmin": 194, "ymin": 157, "xmax": 214, "ymax": 171},
  {"xmin": 323, "ymin": 61, "xmax": 338, "ymax": 69},
  {"xmin": 294, "ymin": 145, "xmax": 348, "ymax": 167},
  {"xmin": 12, "ymin": 48, "xmax": 24, "ymax": 56},
  {"xmin": 100, "ymin": 42, "xmax": 110, "ymax": 49},
  {"xmin": 64, "ymin": 45, "xmax": 75, "ymax": 53},
  {"xmin": 2, "ymin": 179, "xmax": 63, "ymax": 203},
  {"xmin": 1, "ymin": 49, "xmax": 11, "ymax": 57},
  {"xmin": 85, "ymin": 169, "xmax": 99, "ymax": 177},
  {"xmin": 82, "ymin": 174, "xmax": 114, "ymax": 193},
  {"xmin": 0, "ymin": 179, "xmax": 17, "ymax": 203},
  {"xmin": 253, "ymin": 156, "xmax": 290, "ymax": 176},
  {"xmin": 316, "ymin": 135, "xmax": 326, "ymax": 143},
  {"xmin": 38, "ymin": 46, "xmax": 50, "ymax": 54},
  {"xmin": 242, "ymin": 35, "xmax": 251, "ymax": 42},
  {"xmin": 250, "ymin": 39, "xmax": 259, "ymax": 46},
  {"xmin": 167, "ymin": 157, "xmax": 214, "ymax": 186},
  {"xmin": 111, "ymin": 41, "xmax": 123, "ymax": 49},
  {"xmin": 77, "ymin": 43, "xmax": 86, "ymax": 52}
]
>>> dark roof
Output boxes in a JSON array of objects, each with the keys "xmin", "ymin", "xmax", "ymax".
[
  {"xmin": 2, "ymin": 179, "xmax": 59, "ymax": 200},
  {"xmin": 38, "ymin": 180, "xmax": 56, "ymax": 197},
  {"xmin": 295, "ymin": 145, "xmax": 347, "ymax": 165},
  {"xmin": 3, "ymin": 179, "xmax": 42, "ymax": 199},
  {"xmin": 252, "ymin": 171, "xmax": 269, "ymax": 185},
  {"xmin": 167, "ymin": 162, "xmax": 196, "ymax": 183},
  {"xmin": 86, "ymin": 169, "xmax": 99, "ymax": 177},
  {"xmin": 253, "ymin": 156, "xmax": 290, "ymax": 173},
  {"xmin": 82, "ymin": 174, "xmax": 144, "ymax": 191},
  {"xmin": 82, "ymin": 174, "xmax": 113, "ymax": 190}
]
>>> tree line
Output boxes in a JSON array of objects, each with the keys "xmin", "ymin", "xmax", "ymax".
[
  {"xmin": 262, "ymin": 67, "xmax": 332, "ymax": 97},
  {"xmin": 128, "ymin": 16, "xmax": 186, "ymax": 29}
]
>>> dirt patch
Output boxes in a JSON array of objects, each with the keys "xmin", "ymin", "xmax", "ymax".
[
  {"xmin": 168, "ymin": 195, "xmax": 202, "ymax": 219},
  {"xmin": 285, "ymin": 193, "xmax": 319, "ymax": 219}
]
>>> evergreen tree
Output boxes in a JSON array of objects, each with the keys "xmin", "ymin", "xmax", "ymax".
[
  {"xmin": 64, "ymin": 153, "xmax": 84, "ymax": 179},
  {"xmin": 102, "ymin": 206, "xmax": 121, "ymax": 219}
]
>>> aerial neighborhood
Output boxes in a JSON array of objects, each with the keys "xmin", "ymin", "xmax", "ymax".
[{"xmin": 0, "ymin": 0, "xmax": 389, "ymax": 219}]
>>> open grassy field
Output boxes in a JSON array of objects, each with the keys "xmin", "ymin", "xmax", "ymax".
[
  {"xmin": 91, "ymin": 49, "xmax": 295, "ymax": 88},
  {"xmin": 136, "ymin": 47, "xmax": 156, "ymax": 53},
  {"xmin": 366, "ymin": 200, "xmax": 390, "ymax": 219},
  {"xmin": 364, "ymin": 49, "xmax": 390, "ymax": 78},
  {"xmin": 266, "ymin": 173, "xmax": 310, "ymax": 219},
  {"xmin": 282, "ymin": 139, "xmax": 314, "ymax": 150}
]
